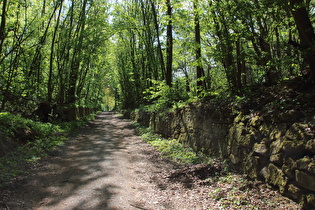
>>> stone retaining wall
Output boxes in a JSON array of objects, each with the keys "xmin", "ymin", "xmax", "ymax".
[{"xmin": 129, "ymin": 103, "xmax": 315, "ymax": 209}]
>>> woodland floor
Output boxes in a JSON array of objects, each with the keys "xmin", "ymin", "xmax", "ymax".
[{"xmin": 0, "ymin": 112, "xmax": 302, "ymax": 209}]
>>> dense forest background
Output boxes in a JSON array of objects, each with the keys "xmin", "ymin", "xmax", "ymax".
[{"xmin": 0, "ymin": 0, "xmax": 314, "ymax": 121}]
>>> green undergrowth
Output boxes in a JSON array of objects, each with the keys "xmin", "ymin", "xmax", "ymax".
[
  {"xmin": 136, "ymin": 124, "xmax": 215, "ymax": 165},
  {"xmin": 0, "ymin": 112, "xmax": 96, "ymax": 187},
  {"xmin": 58, "ymin": 114, "xmax": 97, "ymax": 133}
]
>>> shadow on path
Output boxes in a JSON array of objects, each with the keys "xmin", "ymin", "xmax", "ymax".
[{"xmin": 1, "ymin": 112, "xmax": 138, "ymax": 210}]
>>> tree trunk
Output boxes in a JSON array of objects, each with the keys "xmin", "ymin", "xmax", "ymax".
[
  {"xmin": 289, "ymin": 0, "xmax": 315, "ymax": 81},
  {"xmin": 149, "ymin": 0, "xmax": 166, "ymax": 80},
  {"xmin": 211, "ymin": 1, "xmax": 238, "ymax": 88},
  {"xmin": 29, "ymin": 3, "xmax": 59, "ymax": 92},
  {"xmin": 236, "ymin": 39, "xmax": 244, "ymax": 87},
  {"xmin": 48, "ymin": 1, "xmax": 63, "ymax": 103},
  {"xmin": 165, "ymin": 0, "xmax": 173, "ymax": 87},
  {"xmin": 0, "ymin": 0, "xmax": 8, "ymax": 55},
  {"xmin": 194, "ymin": 0, "xmax": 205, "ymax": 94},
  {"xmin": 68, "ymin": 0, "xmax": 87, "ymax": 105}
]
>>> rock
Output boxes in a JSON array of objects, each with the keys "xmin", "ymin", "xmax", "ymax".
[
  {"xmin": 265, "ymin": 163, "xmax": 288, "ymax": 194},
  {"xmin": 234, "ymin": 124, "xmax": 247, "ymax": 142},
  {"xmin": 308, "ymin": 161, "xmax": 315, "ymax": 175},
  {"xmin": 285, "ymin": 123, "xmax": 309, "ymax": 141},
  {"xmin": 254, "ymin": 142, "xmax": 268, "ymax": 156},
  {"xmin": 249, "ymin": 115, "xmax": 261, "ymax": 127},
  {"xmin": 248, "ymin": 129, "xmax": 262, "ymax": 143},
  {"xmin": 260, "ymin": 163, "xmax": 288, "ymax": 194},
  {"xmin": 306, "ymin": 194, "xmax": 315, "ymax": 208},
  {"xmin": 270, "ymin": 138, "xmax": 282, "ymax": 156},
  {"xmin": 295, "ymin": 170, "xmax": 315, "ymax": 192},
  {"xmin": 285, "ymin": 141, "xmax": 307, "ymax": 159},
  {"xmin": 300, "ymin": 194, "xmax": 315, "ymax": 210},
  {"xmin": 296, "ymin": 157, "xmax": 313, "ymax": 171},
  {"xmin": 282, "ymin": 157, "xmax": 296, "ymax": 179},
  {"xmin": 269, "ymin": 124, "xmax": 286, "ymax": 140},
  {"xmin": 259, "ymin": 123, "xmax": 273, "ymax": 138},
  {"xmin": 141, "ymin": 101, "xmax": 315, "ymax": 208},
  {"xmin": 0, "ymin": 203, "xmax": 9, "ymax": 210},
  {"xmin": 296, "ymin": 157, "xmax": 315, "ymax": 175},
  {"xmin": 270, "ymin": 153, "xmax": 284, "ymax": 165},
  {"xmin": 138, "ymin": 110, "xmax": 150, "ymax": 126},
  {"xmin": 306, "ymin": 139, "xmax": 315, "ymax": 154},
  {"xmin": 260, "ymin": 166, "xmax": 268, "ymax": 179},
  {"xmin": 244, "ymin": 155, "xmax": 260, "ymax": 179},
  {"xmin": 286, "ymin": 184, "xmax": 302, "ymax": 200},
  {"xmin": 239, "ymin": 134, "xmax": 254, "ymax": 147}
]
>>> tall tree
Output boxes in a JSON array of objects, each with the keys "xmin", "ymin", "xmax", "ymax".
[
  {"xmin": 194, "ymin": 0, "xmax": 205, "ymax": 93},
  {"xmin": 48, "ymin": 1, "xmax": 64, "ymax": 103},
  {"xmin": 0, "ymin": 0, "xmax": 7, "ymax": 55},
  {"xmin": 165, "ymin": 0, "xmax": 173, "ymax": 86},
  {"xmin": 288, "ymin": 0, "xmax": 315, "ymax": 81},
  {"xmin": 149, "ymin": 0, "xmax": 166, "ymax": 80},
  {"xmin": 67, "ymin": 0, "xmax": 88, "ymax": 117}
]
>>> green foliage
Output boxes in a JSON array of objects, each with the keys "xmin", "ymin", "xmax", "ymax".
[
  {"xmin": 0, "ymin": 0, "xmax": 112, "ymax": 118},
  {"xmin": 137, "ymin": 125, "xmax": 210, "ymax": 165},
  {"xmin": 0, "ymin": 112, "xmax": 95, "ymax": 187},
  {"xmin": 58, "ymin": 114, "xmax": 96, "ymax": 133},
  {"xmin": 151, "ymin": 139, "xmax": 205, "ymax": 164},
  {"xmin": 0, "ymin": 112, "xmax": 63, "ymax": 140},
  {"xmin": 143, "ymin": 80, "xmax": 172, "ymax": 112},
  {"xmin": 2, "ymin": 0, "xmax": 309, "ymax": 112},
  {"xmin": 143, "ymin": 80, "xmax": 189, "ymax": 113},
  {"xmin": 0, "ymin": 112, "xmax": 66, "ymax": 186},
  {"xmin": 0, "ymin": 0, "xmax": 313, "ymax": 114}
]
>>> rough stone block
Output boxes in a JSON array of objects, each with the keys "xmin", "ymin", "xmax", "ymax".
[
  {"xmin": 260, "ymin": 166, "xmax": 268, "ymax": 180},
  {"xmin": 296, "ymin": 157, "xmax": 313, "ymax": 171},
  {"xmin": 254, "ymin": 142, "xmax": 268, "ymax": 156},
  {"xmin": 266, "ymin": 163, "xmax": 288, "ymax": 194},
  {"xmin": 282, "ymin": 157, "xmax": 296, "ymax": 179},
  {"xmin": 249, "ymin": 115, "xmax": 261, "ymax": 127},
  {"xmin": 270, "ymin": 138, "xmax": 282, "ymax": 155},
  {"xmin": 239, "ymin": 135, "xmax": 252, "ymax": 147},
  {"xmin": 269, "ymin": 127, "xmax": 284, "ymax": 140},
  {"xmin": 259, "ymin": 123, "xmax": 272, "ymax": 137},
  {"xmin": 244, "ymin": 155, "xmax": 260, "ymax": 179},
  {"xmin": 306, "ymin": 139, "xmax": 315, "ymax": 154},
  {"xmin": 286, "ymin": 184, "xmax": 302, "ymax": 200},
  {"xmin": 301, "ymin": 193, "xmax": 315, "ymax": 210},
  {"xmin": 285, "ymin": 123, "xmax": 309, "ymax": 141},
  {"xmin": 234, "ymin": 113, "xmax": 245, "ymax": 123},
  {"xmin": 295, "ymin": 170, "xmax": 315, "ymax": 192},
  {"xmin": 281, "ymin": 140, "xmax": 306, "ymax": 160},
  {"xmin": 308, "ymin": 161, "xmax": 315, "ymax": 175},
  {"xmin": 270, "ymin": 153, "xmax": 284, "ymax": 165}
]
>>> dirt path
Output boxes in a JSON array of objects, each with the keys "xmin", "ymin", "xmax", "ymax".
[
  {"xmin": 0, "ymin": 112, "xmax": 187, "ymax": 209},
  {"xmin": 0, "ymin": 112, "xmax": 301, "ymax": 210}
]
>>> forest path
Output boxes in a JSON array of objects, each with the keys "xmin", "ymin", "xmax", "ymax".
[
  {"xmin": 1, "ymin": 112, "xmax": 187, "ymax": 210},
  {"xmin": 1, "ymin": 112, "xmax": 301, "ymax": 210}
]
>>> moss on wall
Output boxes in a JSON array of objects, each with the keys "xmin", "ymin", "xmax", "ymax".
[{"xmin": 130, "ymin": 104, "xmax": 315, "ymax": 208}]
